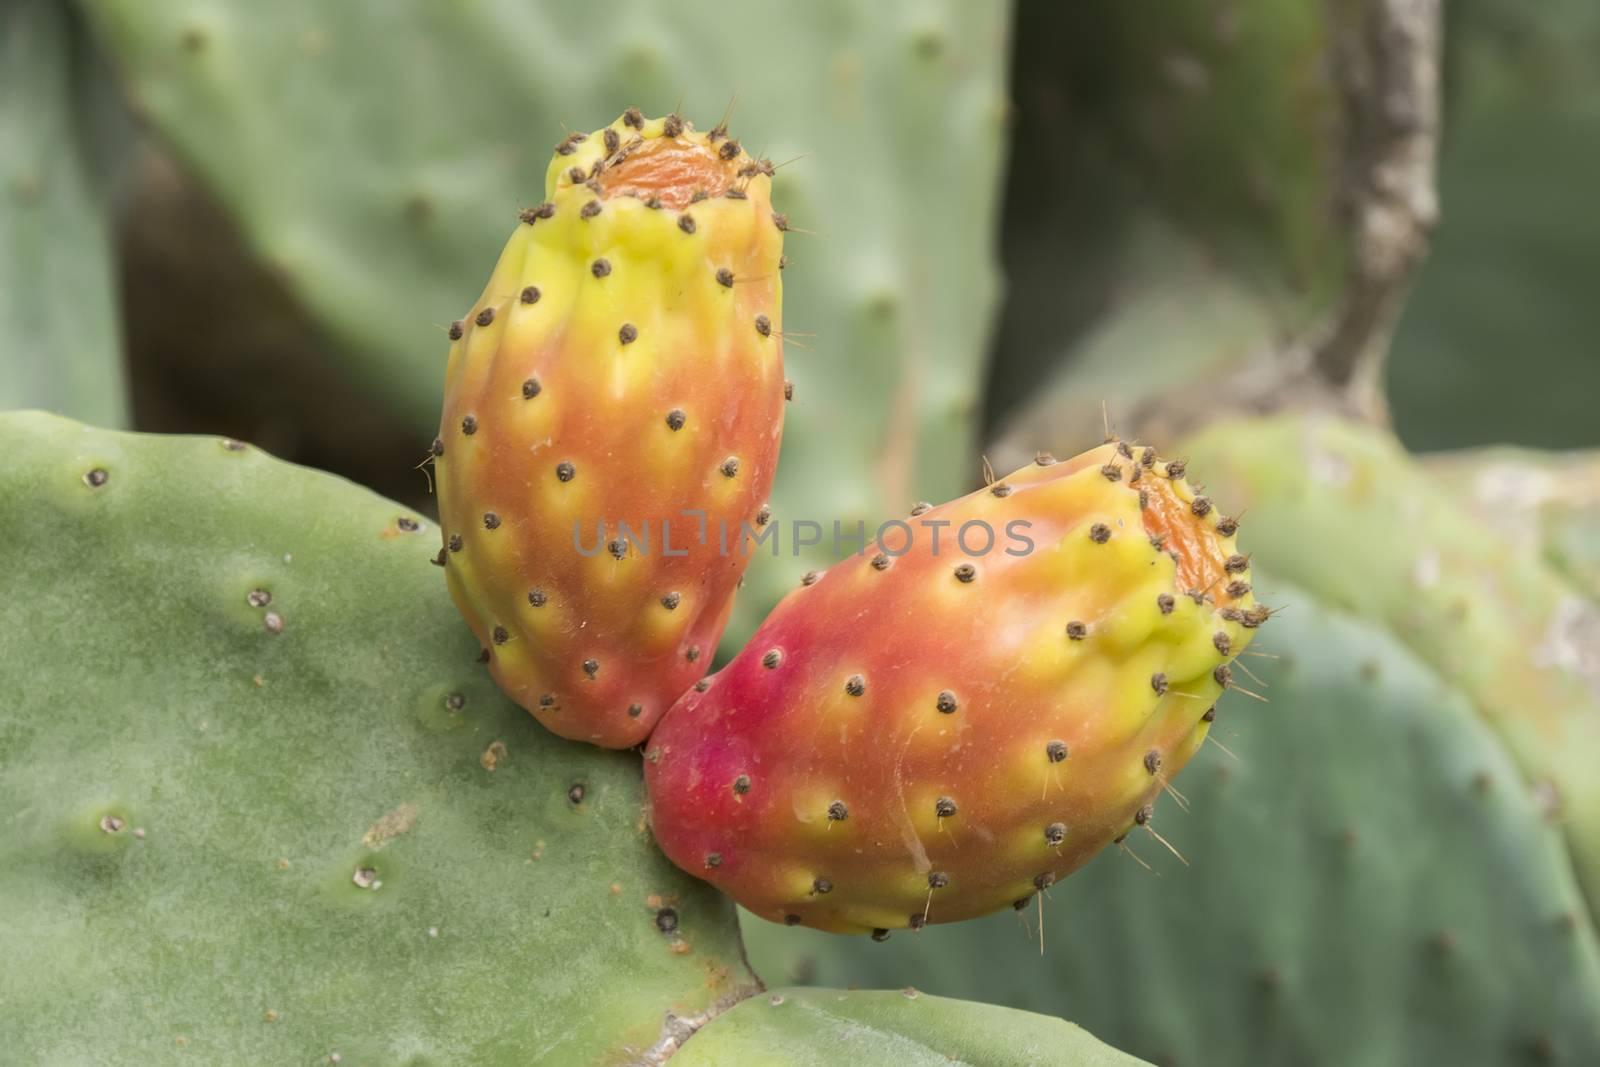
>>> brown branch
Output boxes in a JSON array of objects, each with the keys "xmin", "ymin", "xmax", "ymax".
[{"xmin": 1309, "ymin": 0, "xmax": 1441, "ymax": 419}]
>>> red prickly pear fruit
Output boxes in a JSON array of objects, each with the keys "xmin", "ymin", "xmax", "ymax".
[
  {"xmin": 435, "ymin": 112, "xmax": 785, "ymax": 748},
  {"xmin": 644, "ymin": 443, "xmax": 1261, "ymax": 932}
]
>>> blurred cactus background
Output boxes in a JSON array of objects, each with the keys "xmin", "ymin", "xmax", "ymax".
[{"xmin": 6, "ymin": 0, "xmax": 1600, "ymax": 1062}]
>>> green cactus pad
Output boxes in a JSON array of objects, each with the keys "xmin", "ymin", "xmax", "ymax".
[
  {"xmin": 0, "ymin": 412, "xmax": 757, "ymax": 1064},
  {"xmin": 1, "ymin": 1, "xmax": 127, "ymax": 426},
  {"xmin": 1425, "ymin": 446, "xmax": 1600, "ymax": 605},
  {"xmin": 1183, "ymin": 414, "xmax": 1600, "ymax": 917},
  {"xmin": 78, "ymin": 0, "xmax": 1013, "ymax": 645},
  {"xmin": 744, "ymin": 581, "xmax": 1600, "ymax": 1064},
  {"xmin": 675, "ymin": 988, "xmax": 1148, "ymax": 1067}
]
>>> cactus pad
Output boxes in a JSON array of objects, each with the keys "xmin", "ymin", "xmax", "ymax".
[
  {"xmin": 0, "ymin": 0, "xmax": 127, "ymax": 426},
  {"xmin": 744, "ymin": 582, "xmax": 1600, "ymax": 1064},
  {"xmin": 0, "ymin": 411, "xmax": 757, "ymax": 1064},
  {"xmin": 1183, "ymin": 415, "xmax": 1600, "ymax": 917},
  {"xmin": 1426, "ymin": 446, "xmax": 1600, "ymax": 605},
  {"xmin": 676, "ymin": 987, "xmax": 1148, "ymax": 1066}
]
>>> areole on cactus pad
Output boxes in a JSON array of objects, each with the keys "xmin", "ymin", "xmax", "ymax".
[
  {"xmin": 435, "ymin": 110, "xmax": 786, "ymax": 749},
  {"xmin": 645, "ymin": 442, "xmax": 1262, "ymax": 934}
]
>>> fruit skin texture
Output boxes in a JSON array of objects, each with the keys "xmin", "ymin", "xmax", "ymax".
[
  {"xmin": 436, "ymin": 112, "xmax": 785, "ymax": 748},
  {"xmin": 645, "ymin": 443, "xmax": 1257, "ymax": 934}
]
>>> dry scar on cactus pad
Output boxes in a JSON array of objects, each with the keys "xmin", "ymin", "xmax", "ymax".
[
  {"xmin": 645, "ymin": 441, "xmax": 1264, "ymax": 934},
  {"xmin": 435, "ymin": 110, "xmax": 786, "ymax": 749}
]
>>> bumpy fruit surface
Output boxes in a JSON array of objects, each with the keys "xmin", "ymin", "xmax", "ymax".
[
  {"xmin": 645, "ymin": 443, "xmax": 1260, "ymax": 933},
  {"xmin": 436, "ymin": 111, "xmax": 785, "ymax": 748}
]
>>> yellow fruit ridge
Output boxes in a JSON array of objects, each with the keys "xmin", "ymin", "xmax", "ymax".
[
  {"xmin": 646, "ymin": 442, "xmax": 1263, "ymax": 933},
  {"xmin": 435, "ymin": 110, "xmax": 786, "ymax": 748}
]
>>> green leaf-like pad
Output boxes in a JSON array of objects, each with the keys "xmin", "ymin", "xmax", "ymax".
[
  {"xmin": 678, "ymin": 987, "xmax": 1147, "ymax": 1067},
  {"xmin": 745, "ymin": 583, "xmax": 1600, "ymax": 1064},
  {"xmin": 0, "ymin": 2, "xmax": 127, "ymax": 426},
  {"xmin": 78, "ymin": 0, "xmax": 1014, "ymax": 646},
  {"xmin": 0, "ymin": 412, "xmax": 755, "ymax": 1064}
]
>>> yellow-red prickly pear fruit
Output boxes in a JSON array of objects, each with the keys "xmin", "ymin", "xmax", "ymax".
[
  {"xmin": 435, "ymin": 111, "xmax": 785, "ymax": 748},
  {"xmin": 644, "ymin": 443, "xmax": 1261, "ymax": 932}
]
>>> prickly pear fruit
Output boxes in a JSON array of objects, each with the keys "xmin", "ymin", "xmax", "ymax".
[
  {"xmin": 435, "ymin": 111, "xmax": 785, "ymax": 748},
  {"xmin": 645, "ymin": 443, "xmax": 1260, "ymax": 933}
]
